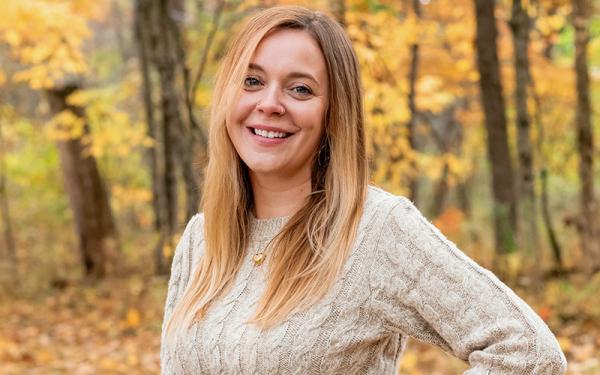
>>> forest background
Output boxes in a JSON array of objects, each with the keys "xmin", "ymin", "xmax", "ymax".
[{"xmin": 0, "ymin": 0, "xmax": 599, "ymax": 373}]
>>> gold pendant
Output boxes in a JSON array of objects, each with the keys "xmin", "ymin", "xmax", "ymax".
[{"xmin": 252, "ymin": 252, "xmax": 265, "ymax": 266}]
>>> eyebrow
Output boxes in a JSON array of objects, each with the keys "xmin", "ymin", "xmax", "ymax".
[{"xmin": 248, "ymin": 63, "xmax": 319, "ymax": 85}]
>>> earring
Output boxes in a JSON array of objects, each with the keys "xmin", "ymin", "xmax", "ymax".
[{"xmin": 317, "ymin": 141, "xmax": 330, "ymax": 168}]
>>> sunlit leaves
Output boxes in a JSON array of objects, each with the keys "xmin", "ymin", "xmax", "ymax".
[
  {"xmin": 0, "ymin": 0, "xmax": 96, "ymax": 89},
  {"xmin": 46, "ymin": 83, "xmax": 154, "ymax": 159},
  {"xmin": 111, "ymin": 184, "xmax": 153, "ymax": 220},
  {"xmin": 416, "ymin": 75, "xmax": 455, "ymax": 113},
  {"xmin": 46, "ymin": 110, "xmax": 87, "ymax": 141},
  {"xmin": 0, "ymin": 278, "xmax": 162, "ymax": 373},
  {"xmin": 346, "ymin": 0, "xmax": 479, "ymax": 194},
  {"xmin": 536, "ymin": 13, "xmax": 567, "ymax": 36}
]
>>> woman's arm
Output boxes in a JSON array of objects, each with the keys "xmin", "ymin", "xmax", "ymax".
[
  {"xmin": 370, "ymin": 197, "xmax": 567, "ymax": 374},
  {"xmin": 160, "ymin": 214, "xmax": 202, "ymax": 375}
]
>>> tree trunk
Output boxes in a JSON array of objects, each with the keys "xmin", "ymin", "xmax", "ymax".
[
  {"xmin": 432, "ymin": 163, "xmax": 450, "ymax": 218},
  {"xmin": 573, "ymin": 0, "xmax": 600, "ymax": 273},
  {"xmin": 46, "ymin": 84, "xmax": 120, "ymax": 279},
  {"xmin": 163, "ymin": 0, "xmax": 203, "ymax": 221},
  {"xmin": 407, "ymin": 0, "xmax": 421, "ymax": 205},
  {"xmin": 474, "ymin": 0, "xmax": 518, "ymax": 259},
  {"xmin": 139, "ymin": 0, "xmax": 206, "ymax": 274},
  {"xmin": 540, "ymin": 169, "xmax": 563, "ymax": 271},
  {"xmin": 510, "ymin": 0, "xmax": 539, "ymax": 280},
  {"xmin": 153, "ymin": 0, "xmax": 181, "ymax": 239},
  {"xmin": 134, "ymin": 0, "xmax": 170, "ymax": 274},
  {"xmin": 529, "ymin": 58, "xmax": 565, "ymax": 273},
  {"xmin": 457, "ymin": 177, "xmax": 472, "ymax": 219},
  {"xmin": 426, "ymin": 107, "xmax": 462, "ymax": 218},
  {"xmin": 0, "ymin": 117, "xmax": 18, "ymax": 285}
]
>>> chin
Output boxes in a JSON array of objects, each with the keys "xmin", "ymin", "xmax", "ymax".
[
  {"xmin": 241, "ymin": 154, "xmax": 284, "ymax": 173},
  {"xmin": 247, "ymin": 165, "xmax": 284, "ymax": 176}
]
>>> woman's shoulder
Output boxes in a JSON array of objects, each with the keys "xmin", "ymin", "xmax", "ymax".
[
  {"xmin": 364, "ymin": 185, "xmax": 415, "ymax": 218},
  {"xmin": 188, "ymin": 212, "xmax": 205, "ymax": 234},
  {"xmin": 178, "ymin": 212, "xmax": 205, "ymax": 243},
  {"xmin": 355, "ymin": 185, "xmax": 420, "ymax": 243},
  {"xmin": 363, "ymin": 185, "xmax": 443, "ymax": 243},
  {"xmin": 173, "ymin": 212, "xmax": 205, "ymax": 267},
  {"xmin": 188, "ymin": 212, "xmax": 206, "ymax": 247}
]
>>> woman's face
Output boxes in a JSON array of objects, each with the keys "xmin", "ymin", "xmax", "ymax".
[{"xmin": 227, "ymin": 28, "xmax": 329, "ymax": 183}]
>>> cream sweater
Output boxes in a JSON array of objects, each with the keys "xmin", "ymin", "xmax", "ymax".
[{"xmin": 161, "ymin": 186, "xmax": 567, "ymax": 374}]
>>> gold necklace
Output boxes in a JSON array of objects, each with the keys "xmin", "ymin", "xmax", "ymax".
[
  {"xmin": 252, "ymin": 242, "xmax": 271, "ymax": 266},
  {"xmin": 252, "ymin": 251, "xmax": 266, "ymax": 266}
]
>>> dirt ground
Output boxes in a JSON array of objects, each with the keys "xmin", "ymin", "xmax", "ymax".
[{"xmin": 0, "ymin": 275, "xmax": 598, "ymax": 374}]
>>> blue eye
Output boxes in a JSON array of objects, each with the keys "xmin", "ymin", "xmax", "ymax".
[
  {"xmin": 244, "ymin": 77, "xmax": 262, "ymax": 87},
  {"xmin": 292, "ymin": 85, "xmax": 312, "ymax": 96}
]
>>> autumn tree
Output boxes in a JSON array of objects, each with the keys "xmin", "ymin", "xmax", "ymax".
[
  {"xmin": 47, "ymin": 83, "xmax": 119, "ymax": 278},
  {"xmin": 474, "ymin": 0, "xmax": 518, "ymax": 260},
  {"xmin": 134, "ymin": 0, "xmax": 218, "ymax": 274},
  {"xmin": 510, "ymin": 0, "xmax": 540, "ymax": 277},
  {"xmin": 134, "ymin": 0, "xmax": 178, "ymax": 275},
  {"xmin": 0, "ymin": 107, "xmax": 18, "ymax": 285},
  {"xmin": 573, "ymin": 0, "xmax": 600, "ymax": 273},
  {"xmin": 527, "ymin": 0, "xmax": 571, "ymax": 272},
  {"xmin": 407, "ymin": 0, "xmax": 422, "ymax": 204},
  {"xmin": 0, "ymin": 0, "xmax": 120, "ymax": 278}
]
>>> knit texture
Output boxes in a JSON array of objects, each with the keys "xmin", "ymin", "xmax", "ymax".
[{"xmin": 160, "ymin": 186, "xmax": 567, "ymax": 374}]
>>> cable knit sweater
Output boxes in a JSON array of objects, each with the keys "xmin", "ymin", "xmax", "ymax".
[{"xmin": 160, "ymin": 186, "xmax": 567, "ymax": 374}]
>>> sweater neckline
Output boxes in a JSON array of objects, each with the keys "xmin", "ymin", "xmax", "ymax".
[{"xmin": 248, "ymin": 212, "xmax": 289, "ymax": 241}]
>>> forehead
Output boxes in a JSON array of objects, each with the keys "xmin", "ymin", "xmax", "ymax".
[{"xmin": 250, "ymin": 29, "xmax": 328, "ymax": 82}]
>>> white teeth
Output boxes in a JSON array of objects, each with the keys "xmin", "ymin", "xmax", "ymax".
[{"xmin": 254, "ymin": 128, "xmax": 288, "ymax": 139}]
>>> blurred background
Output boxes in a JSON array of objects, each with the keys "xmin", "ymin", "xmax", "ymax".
[{"xmin": 0, "ymin": 0, "xmax": 598, "ymax": 373}]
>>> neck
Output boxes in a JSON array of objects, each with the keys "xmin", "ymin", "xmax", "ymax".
[{"xmin": 250, "ymin": 173, "xmax": 312, "ymax": 219}]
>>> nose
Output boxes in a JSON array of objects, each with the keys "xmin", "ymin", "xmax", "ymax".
[{"xmin": 256, "ymin": 86, "xmax": 285, "ymax": 116}]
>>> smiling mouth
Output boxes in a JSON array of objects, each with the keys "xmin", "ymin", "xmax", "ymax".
[{"xmin": 251, "ymin": 128, "xmax": 292, "ymax": 139}]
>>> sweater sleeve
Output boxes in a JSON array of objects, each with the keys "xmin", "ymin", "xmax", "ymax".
[
  {"xmin": 370, "ymin": 197, "xmax": 567, "ymax": 374},
  {"xmin": 160, "ymin": 214, "xmax": 202, "ymax": 375}
]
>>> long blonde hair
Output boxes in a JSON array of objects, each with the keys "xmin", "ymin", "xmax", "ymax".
[{"xmin": 166, "ymin": 5, "xmax": 367, "ymax": 338}]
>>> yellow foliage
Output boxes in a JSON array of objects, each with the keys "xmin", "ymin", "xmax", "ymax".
[
  {"xmin": 399, "ymin": 350, "xmax": 418, "ymax": 372},
  {"xmin": 162, "ymin": 242, "xmax": 174, "ymax": 260},
  {"xmin": 68, "ymin": 0, "xmax": 112, "ymax": 21},
  {"xmin": 111, "ymin": 185, "xmax": 152, "ymax": 208},
  {"xmin": 126, "ymin": 308, "xmax": 141, "ymax": 329},
  {"xmin": 99, "ymin": 358, "xmax": 120, "ymax": 371},
  {"xmin": 417, "ymin": 75, "xmax": 455, "ymax": 113},
  {"xmin": 46, "ymin": 109, "xmax": 86, "ymax": 141},
  {"xmin": 127, "ymin": 352, "xmax": 140, "ymax": 366},
  {"xmin": 3, "ymin": 29, "xmax": 21, "ymax": 47},
  {"xmin": 194, "ymin": 86, "xmax": 213, "ymax": 108},
  {"xmin": 558, "ymin": 336, "xmax": 572, "ymax": 352},
  {"xmin": 0, "ymin": 0, "xmax": 93, "ymax": 89},
  {"xmin": 446, "ymin": 153, "xmax": 471, "ymax": 183},
  {"xmin": 35, "ymin": 348, "xmax": 54, "ymax": 364},
  {"xmin": 536, "ymin": 14, "xmax": 566, "ymax": 36},
  {"xmin": 63, "ymin": 85, "xmax": 154, "ymax": 158}
]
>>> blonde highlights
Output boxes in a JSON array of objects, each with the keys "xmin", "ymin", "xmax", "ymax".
[{"xmin": 166, "ymin": 5, "xmax": 367, "ymax": 338}]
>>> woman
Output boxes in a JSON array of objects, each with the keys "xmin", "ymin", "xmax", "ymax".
[{"xmin": 161, "ymin": 6, "xmax": 566, "ymax": 374}]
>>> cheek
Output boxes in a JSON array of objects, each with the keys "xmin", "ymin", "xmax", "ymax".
[
  {"xmin": 231, "ymin": 94, "xmax": 256, "ymax": 123},
  {"xmin": 304, "ymin": 105, "xmax": 327, "ymax": 137}
]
